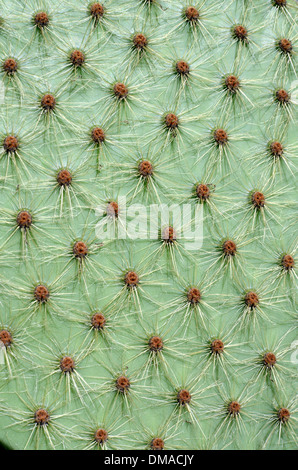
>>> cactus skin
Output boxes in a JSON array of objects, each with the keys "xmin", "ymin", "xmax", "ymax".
[{"xmin": 0, "ymin": 0, "xmax": 297, "ymax": 450}]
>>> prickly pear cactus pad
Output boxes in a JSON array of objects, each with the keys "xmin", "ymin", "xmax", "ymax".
[{"xmin": 0, "ymin": 0, "xmax": 297, "ymax": 451}]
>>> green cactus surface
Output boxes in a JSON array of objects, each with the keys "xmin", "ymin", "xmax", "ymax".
[{"xmin": 0, "ymin": 0, "xmax": 297, "ymax": 450}]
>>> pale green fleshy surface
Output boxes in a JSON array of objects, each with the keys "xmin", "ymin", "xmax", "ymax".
[{"xmin": 0, "ymin": 0, "xmax": 297, "ymax": 450}]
